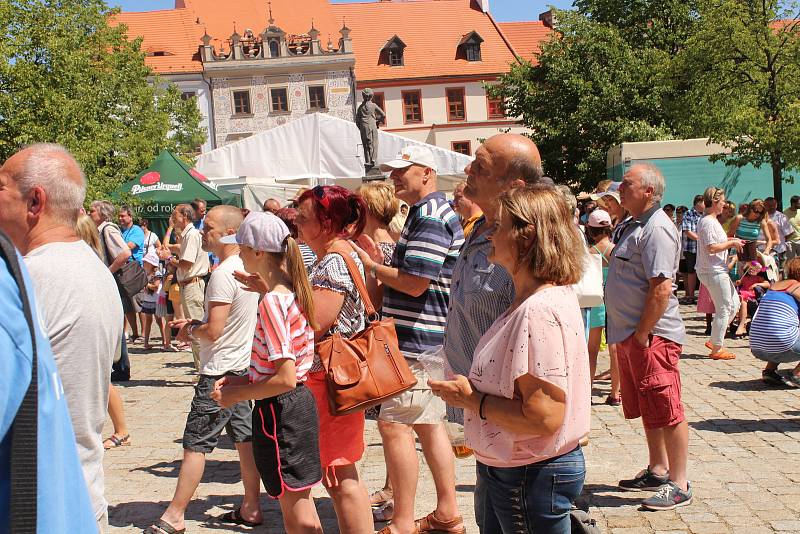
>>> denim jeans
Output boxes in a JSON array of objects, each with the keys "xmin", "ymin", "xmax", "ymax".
[{"xmin": 475, "ymin": 447, "xmax": 585, "ymax": 534}]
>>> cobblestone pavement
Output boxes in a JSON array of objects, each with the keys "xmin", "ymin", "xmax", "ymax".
[{"xmin": 105, "ymin": 306, "xmax": 800, "ymax": 533}]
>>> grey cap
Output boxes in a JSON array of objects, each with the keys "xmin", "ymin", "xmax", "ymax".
[
  {"xmin": 219, "ymin": 211, "xmax": 289, "ymax": 252},
  {"xmin": 362, "ymin": 88, "xmax": 374, "ymax": 98}
]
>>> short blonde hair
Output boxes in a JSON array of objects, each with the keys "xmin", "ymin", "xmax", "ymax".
[
  {"xmin": 498, "ymin": 187, "xmax": 585, "ymax": 285},
  {"xmin": 356, "ymin": 181, "xmax": 400, "ymax": 227},
  {"xmin": 785, "ymin": 258, "xmax": 800, "ymax": 281}
]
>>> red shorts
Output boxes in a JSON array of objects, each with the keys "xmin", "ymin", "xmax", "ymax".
[{"xmin": 616, "ymin": 335, "xmax": 685, "ymax": 430}]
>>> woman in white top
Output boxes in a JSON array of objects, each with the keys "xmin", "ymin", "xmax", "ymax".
[
  {"xmin": 140, "ymin": 218, "xmax": 162, "ymax": 275},
  {"xmin": 695, "ymin": 187, "xmax": 744, "ymax": 360}
]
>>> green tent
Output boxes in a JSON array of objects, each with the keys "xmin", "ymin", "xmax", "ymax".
[{"xmin": 113, "ymin": 150, "xmax": 240, "ymax": 234}]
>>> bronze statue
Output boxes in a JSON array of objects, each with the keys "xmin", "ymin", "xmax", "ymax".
[{"xmin": 355, "ymin": 88, "xmax": 386, "ymax": 170}]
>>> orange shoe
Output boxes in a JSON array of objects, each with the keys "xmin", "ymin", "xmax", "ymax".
[{"xmin": 710, "ymin": 350, "xmax": 736, "ymax": 360}]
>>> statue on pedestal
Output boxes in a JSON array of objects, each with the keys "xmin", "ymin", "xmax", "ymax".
[{"xmin": 355, "ymin": 88, "xmax": 386, "ymax": 171}]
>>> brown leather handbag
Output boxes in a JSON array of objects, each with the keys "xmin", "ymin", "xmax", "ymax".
[{"xmin": 316, "ymin": 250, "xmax": 417, "ymax": 416}]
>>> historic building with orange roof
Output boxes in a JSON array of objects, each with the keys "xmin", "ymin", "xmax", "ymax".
[{"xmin": 114, "ymin": 0, "xmax": 552, "ymax": 156}]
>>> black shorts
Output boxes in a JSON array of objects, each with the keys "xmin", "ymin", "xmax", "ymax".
[
  {"xmin": 166, "ymin": 299, "xmax": 174, "ymax": 316},
  {"xmin": 682, "ymin": 252, "xmax": 697, "ymax": 274},
  {"xmin": 253, "ymin": 384, "xmax": 322, "ymax": 498},
  {"xmin": 182, "ymin": 370, "xmax": 252, "ymax": 453},
  {"xmin": 141, "ymin": 300, "xmax": 156, "ymax": 315}
]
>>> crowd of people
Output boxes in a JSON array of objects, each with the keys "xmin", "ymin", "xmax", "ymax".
[{"xmin": 3, "ymin": 134, "xmax": 799, "ymax": 534}]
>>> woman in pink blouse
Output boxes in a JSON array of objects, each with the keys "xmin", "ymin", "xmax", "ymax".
[{"xmin": 431, "ymin": 187, "xmax": 591, "ymax": 533}]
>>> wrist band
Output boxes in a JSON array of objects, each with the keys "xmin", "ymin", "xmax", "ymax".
[{"xmin": 479, "ymin": 393, "xmax": 489, "ymax": 420}]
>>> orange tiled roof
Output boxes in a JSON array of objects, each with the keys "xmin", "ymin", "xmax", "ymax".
[
  {"xmin": 181, "ymin": 0, "xmax": 343, "ymax": 52},
  {"xmin": 498, "ymin": 21, "xmax": 551, "ymax": 63},
  {"xmin": 331, "ymin": 0, "xmax": 518, "ymax": 82},
  {"xmin": 112, "ymin": 8, "xmax": 203, "ymax": 74}
]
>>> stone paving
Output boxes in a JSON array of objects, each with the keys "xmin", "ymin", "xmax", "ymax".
[{"xmin": 105, "ymin": 305, "xmax": 800, "ymax": 533}]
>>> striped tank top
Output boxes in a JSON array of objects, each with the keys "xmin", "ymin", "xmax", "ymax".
[
  {"xmin": 736, "ymin": 219, "xmax": 761, "ymax": 241},
  {"xmin": 749, "ymin": 290, "xmax": 800, "ymax": 353}
]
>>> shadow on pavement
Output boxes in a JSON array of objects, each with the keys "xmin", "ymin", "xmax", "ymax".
[
  {"xmin": 579, "ymin": 484, "xmax": 643, "ymax": 508},
  {"xmin": 709, "ymin": 379, "xmax": 776, "ymax": 391},
  {"xmin": 455, "ymin": 484, "xmax": 475, "ymax": 493},
  {"xmin": 116, "ymin": 378, "xmax": 192, "ymax": 388},
  {"xmin": 133, "ymin": 459, "xmax": 248, "ymax": 483},
  {"xmin": 690, "ymin": 418, "xmax": 798, "ymax": 433}
]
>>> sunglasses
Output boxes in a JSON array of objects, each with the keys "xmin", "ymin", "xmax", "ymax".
[{"xmin": 312, "ymin": 185, "xmax": 331, "ymax": 210}]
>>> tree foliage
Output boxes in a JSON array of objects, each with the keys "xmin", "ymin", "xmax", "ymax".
[
  {"xmin": 673, "ymin": 0, "xmax": 800, "ymax": 205},
  {"xmin": 492, "ymin": 3, "xmax": 697, "ymax": 190},
  {"xmin": 0, "ymin": 0, "xmax": 205, "ymax": 201}
]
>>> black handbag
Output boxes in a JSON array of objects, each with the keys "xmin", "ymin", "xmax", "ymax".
[{"xmin": 101, "ymin": 224, "xmax": 148, "ymax": 297}]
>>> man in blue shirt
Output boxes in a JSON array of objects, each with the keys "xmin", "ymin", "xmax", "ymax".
[
  {"xmin": 119, "ymin": 205, "xmax": 145, "ymax": 266},
  {"xmin": 0, "ymin": 236, "xmax": 97, "ymax": 533}
]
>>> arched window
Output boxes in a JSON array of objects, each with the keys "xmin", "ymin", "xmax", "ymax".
[{"xmin": 269, "ymin": 40, "xmax": 280, "ymax": 58}]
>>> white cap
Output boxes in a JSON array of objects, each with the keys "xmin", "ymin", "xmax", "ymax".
[
  {"xmin": 592, "ymin": 190, "xmax": 620, "ymax": 205},
  {"xmin": 587, "ymin": 209, "xmax": 612, "ymax": 228},
  {"xmin": 379, "ymin": 145, "xmax": 438, "ymax": 173},
  {"xmin": 219, "ymin": 211, "xmax": 289, "ymax": 252}
]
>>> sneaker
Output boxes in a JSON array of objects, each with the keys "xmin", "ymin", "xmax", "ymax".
[
  {"xmin": 604, "ymin": 395, "xmax": 621, "ymax": 407},
  {"xmin": 762, "ymin": 369, "xmax": 785, "ymax": 386},
  {"xmin": 641, "ymin": 481, "xmax": 693, "ymax": 510},
  {"xmin": 618, "ymin": 467, "xmax": 669, "ymax": 491}
]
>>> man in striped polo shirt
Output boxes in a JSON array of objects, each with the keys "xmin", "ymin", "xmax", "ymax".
[{"xmin": 355, "ymin": 145, "xmax": 465, "ymax": 534}]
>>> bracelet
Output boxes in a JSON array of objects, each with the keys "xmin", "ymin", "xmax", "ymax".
[
  {"xmin": 369, "ymin": 264, "xmax": 378, "ymax": 279},
  {"xmin": 187, "ymin": 324, "xmax": 198, "ymax": 341},
  {"xmin": 479, "ymin": 393, "xmax": 489, "ymax": 420}
]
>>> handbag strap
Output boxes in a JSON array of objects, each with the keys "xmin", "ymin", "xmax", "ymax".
[
  {"xmin": 326, "ymin": 242, "xmax": 377, "ymax": 319},
  {"xmin": 0, "ymin": 232, "xmax": 38, "ymax": 534}
]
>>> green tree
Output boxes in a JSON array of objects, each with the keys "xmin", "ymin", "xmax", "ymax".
[
  {"xmin": 0, "ymin": 0, "xmax": 205, "ymax": 201},
  {"xmin": 492, "ymin": 8, "xmax": 686, "ymax": 190},
  {"xmin": 674, "ymin": 0, "xmax": 800, "ymax": 206}
]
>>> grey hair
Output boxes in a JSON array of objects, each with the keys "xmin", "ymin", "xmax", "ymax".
[
  {"xmin": 507, "ymin": 155, "xmax": 544, "ymax": 186},
  {"xmin": 17, "ymin": 143, "xmax": 86, "ymax": 227},
  {"xmin": 556, "ymin": 184, "xmax": 577, "ymax": 213},
  {"xmin": 633, "ymin": 163, "xmax": 665, "ymax": 202},
  {"xmin": 91, "ymin": 200, "xmax": 116, "ymax": 222}
]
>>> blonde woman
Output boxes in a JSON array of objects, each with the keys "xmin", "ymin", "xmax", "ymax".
[
  {"xmin": 431, "ymin": 187, "xmax": 590, "ymax": 532},
  {"xmin": 355, "ymin": 181, "xmax": 399, "ymax": 308}
]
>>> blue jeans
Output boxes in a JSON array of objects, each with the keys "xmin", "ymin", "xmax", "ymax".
[{"xmin": 475, "ymin": 447, "xmax": 585, "ymax": 534}]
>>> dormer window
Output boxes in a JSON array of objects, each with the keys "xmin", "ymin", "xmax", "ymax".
[
  {"xmin": 458, "ymin": 31, "xmax": 483, "ymax": 62},
  {"xmin": 381, "ymin": 35, "xmax": 406, "ymax": 67},
  {"xmin": 388, "ymin": 49, "xmax": 403, "ymax": 66}
]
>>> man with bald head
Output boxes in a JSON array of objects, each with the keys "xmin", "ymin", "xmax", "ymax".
[
  {"xmin": 0, "ymin": 143, "xmax": 123, "ymax": 531},
  {"xmin": 442, "ymin": 133, "xmax": 546, "ymax": 529},
  {"xmin": 262, "ymin": 198, "xmax": 281, "ymax": 214},
  {"xmin": 149, "ymin": 205, "xmax": 262, "ymax": 534}
]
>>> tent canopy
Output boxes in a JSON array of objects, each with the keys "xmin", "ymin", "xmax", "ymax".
[
  {"xmin": 113, "ymin": 150, "xmax": 240, "ymax": 221},
  {"xmin": 195, "ymin": 112, "xmax": 473, "ymax": 185}
]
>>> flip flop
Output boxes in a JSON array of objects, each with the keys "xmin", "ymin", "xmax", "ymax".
[
  {"xmin": 144, "ymin": 519, "xmax": 185, "ymax": 534},
  {"xmin": 215, "ymin": 508, "xmax": 262, "ymax": 527},
  {"xmin": 370, "ymin": 488, "xmax": 393, "ymax": 507}
]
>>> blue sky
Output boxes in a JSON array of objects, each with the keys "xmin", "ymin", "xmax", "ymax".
[{"xmin": 110, "ymin": 0, "xmax": 574, "ymax": 22}]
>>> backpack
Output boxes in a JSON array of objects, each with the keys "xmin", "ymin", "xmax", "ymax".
[{"xmin": 0, "ymin": 232, "xmax": 37, "ymax": 534}]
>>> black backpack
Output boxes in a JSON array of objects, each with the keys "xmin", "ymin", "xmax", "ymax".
[{"xmin": 0, "ymin": 231, "xmax": 38, "ymax": 533}]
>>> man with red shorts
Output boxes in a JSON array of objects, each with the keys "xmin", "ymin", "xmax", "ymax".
[{"xmin": 605, "ymin": 163, "xmax": 691, "ymax": 511}]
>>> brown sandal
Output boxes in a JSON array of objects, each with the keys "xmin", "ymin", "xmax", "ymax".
[
  {"xmin": 376, "ymin": 527, "xmax": 418, "ymax": 534},
  {"xmin": 416, "ymin": 512, "xmax": 466, "ymax": 534}
]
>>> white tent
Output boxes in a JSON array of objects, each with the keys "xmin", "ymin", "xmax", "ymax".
[{"xmin": 195, "ymin": 112, "xmax": 472, "ymax": 210}]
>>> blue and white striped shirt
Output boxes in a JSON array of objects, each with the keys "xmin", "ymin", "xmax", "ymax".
[
  {"xmin": 382, "ymin": 192, "xmax": 464, "ymax": 355},
  {"xmin": 750, "ymin": 290, "xmax": 800, "ymax": 353}
]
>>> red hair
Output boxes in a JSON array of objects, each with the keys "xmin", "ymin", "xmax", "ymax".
[{"xmin": 298, "ymin": 185, "xmax": 367, "ymax": 238}]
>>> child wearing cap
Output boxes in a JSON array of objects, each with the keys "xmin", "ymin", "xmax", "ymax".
[
  {"xmin": 585, "ymin": 209, "xmax": 622, "ymax": 406},
  {"xmin": 210, "ymin": 211, "xmax": 324, "ymax": 532}
]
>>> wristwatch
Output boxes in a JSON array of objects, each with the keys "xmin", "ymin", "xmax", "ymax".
[
  {"xmin": 369, "ymin": 264, "xmax": 378, "ymax": 279},
  {"xmin": 187, "ymin": 324, "xmax": 198, "ymax": 342}
]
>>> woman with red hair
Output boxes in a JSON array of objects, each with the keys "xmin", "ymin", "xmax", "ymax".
[{"xmin": 295, "ymin": 185, "xmax": 374, "ymax": 533}]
